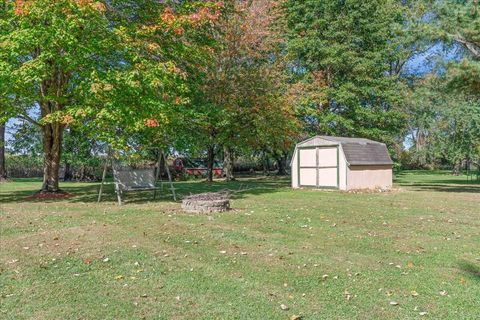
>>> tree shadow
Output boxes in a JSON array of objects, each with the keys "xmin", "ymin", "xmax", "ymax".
[
  {"xmin": 404, "ymin": 183, "xmax": 480, "ymax": 193},
  {"xmin": 0, "ymin": 176, "xmax": 291, "ymax": 205},
  {"xmin": 394, "ymin": 171, "xmax": 480, "ymax": 193},
  {"xmin": 458, "ymin": 260, "xmax": 480, "ymax": 280}
]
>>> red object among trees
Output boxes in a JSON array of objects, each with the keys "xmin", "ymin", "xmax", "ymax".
[{"xmin": 173, "ymin": 158, "xmax": 223, "ymax": 178}]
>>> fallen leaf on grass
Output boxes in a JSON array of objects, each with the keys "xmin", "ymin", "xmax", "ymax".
[
  {"xmin": 344, "ymin": 290, "xmax": 352, "ymax": 300},
  {"xmin": 115, "ymin": 275, "xmax": 124, "ymax": 280},
  {"xmin": 280, "ymin": 304, "xmax": 289, "ymax": 311}
]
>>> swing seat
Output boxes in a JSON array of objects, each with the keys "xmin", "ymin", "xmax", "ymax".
[{"xmin": 113, "ymin": 168, "xmax": 159, "ymax": 205}]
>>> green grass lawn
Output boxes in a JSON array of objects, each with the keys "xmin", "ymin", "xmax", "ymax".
[{"xmin": 0, "ymin": 171, "xmax": 479, "ymax": 319}]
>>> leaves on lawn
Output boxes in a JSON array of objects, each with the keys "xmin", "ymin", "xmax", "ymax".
[
  {"xmin": 280, "ymin": 304, "xmax": 289, "ymax": 311},
  {"xmin": 344, "ymin": 290, "xmax": 353, "ymax": 300}
]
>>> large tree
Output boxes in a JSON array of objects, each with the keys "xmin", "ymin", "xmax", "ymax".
[
  {"xmin": 193, "ymin": 0, "xmax": 295, "ymax": 181},
  {"xmin": 285, "ymin": 0, "xmax": 409, "ymax": 145},
  {"xmin": 0, "ymin": 0, "xmax": 220, "ymax": 192},
  {"xmin": 403, "ymin": 75, "xmax": 480, "ymax": 171},
  {"xmin": 436, "ymin": 0, "xmax": 480, "ymax": 95},
  {"xmin": 0, "ymin": 123, "xmax": 6, "ymax": 181},
  {"xmin": 0, "ymin": 0, "xmax": 119, "ymax": 192}
]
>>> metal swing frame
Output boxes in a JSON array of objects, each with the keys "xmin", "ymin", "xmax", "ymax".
[{"xmin": 97, "ymin": 148, "xmax": 177, "ymax": 205}]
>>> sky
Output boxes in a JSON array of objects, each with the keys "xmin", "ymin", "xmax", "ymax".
[{"xmin": 402, "ymin": 42, "xmax": 462, "ymax": 77}]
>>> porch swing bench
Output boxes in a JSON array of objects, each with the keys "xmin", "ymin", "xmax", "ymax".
[
  {"xmin": 113, "ymin": 168, "xmax": 159, "ymax": 205},
  {"xmin": 97, "ymin": 149, "xmax": 177, "ymax": 205}
]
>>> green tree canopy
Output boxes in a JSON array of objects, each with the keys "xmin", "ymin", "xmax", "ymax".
[{"xmin": 285, "ymin": 0, "xmax": 410, "ymax": 146}]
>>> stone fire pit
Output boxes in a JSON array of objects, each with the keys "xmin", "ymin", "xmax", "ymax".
[{"xmin": 181, "ymin": 191, "xmax": 231, "ymax": 213}]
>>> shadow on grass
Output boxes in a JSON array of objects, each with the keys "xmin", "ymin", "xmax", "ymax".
[
  {"xmin": 404, "ymin": 184, "xmax": 480, "ymax": 193},
  {"xmin": 0, "ymin": 176, "xmax": 291, "ymax": 205},
  {"xmin": 458, "ymin": 260, "xmax": 480, "ymax": 280},
  {"xmin": 394, "ymin": 170, "xmax": 480, "ymax": 193}
]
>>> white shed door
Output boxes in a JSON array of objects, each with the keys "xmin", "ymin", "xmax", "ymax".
[{"xmin": 298, "ymin": 147, "xmax": 338, "ymax": 188}]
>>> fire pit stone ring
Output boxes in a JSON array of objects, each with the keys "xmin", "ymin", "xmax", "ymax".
[{"xmin": 181, "ymin": 191, "xmax": 231, "ymax": 213}]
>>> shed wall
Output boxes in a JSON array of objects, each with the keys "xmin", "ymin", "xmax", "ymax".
[
  {"xmin": 338, "ymin": 146, "xmax": 347, "ymax": 190},
  {"xmin": 346, "ymin": 165, "xmax": 392, "ymax": 190},
  {"xmin": 291, "ymin": 150, "xmax": 299, "ymax": 188},
  {"xmin": 292, "ymin": 145, "xmax": 347, "ymax": 189}
]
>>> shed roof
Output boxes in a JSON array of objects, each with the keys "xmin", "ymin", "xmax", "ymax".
[{"xmin": 297, "ymin": 136, "xmax": 393, "ymax": 166}]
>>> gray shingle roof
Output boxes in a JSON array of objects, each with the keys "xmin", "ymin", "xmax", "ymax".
[{"xmin": 319, "ymin": 136, "xmax": 393, "ymax": 166}]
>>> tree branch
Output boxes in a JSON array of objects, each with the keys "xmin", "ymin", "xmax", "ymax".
[
  {"xmin": 454, "ymin": 34, "xmax": 480, "ymax": 59},
  {"xmin": 18, "ymin": 112, "xmax": 42, "ymax": 127}
]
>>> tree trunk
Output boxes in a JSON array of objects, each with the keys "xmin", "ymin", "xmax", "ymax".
[
  {"xmin": 64, "ymin": 162, "xmax": 73, "ymax": 181},
  {"xmin": 159, "ymin": 151, "xmax": 165, "ymax": 179},
  {"xmin": 41, "ymin": 122, "xmax": 64, "ymax": 192},
  {"xmin": 0, "ymin": 124, "xmax": 6, "ymax": 181},
  {"xmin": 206, "ymin": 145, "xmax": 215, "ymax": 183},
  {"xmin": 223, "ymin": 145, "xmax": 235, "ymax": 181},
  {"xmin": 263, "ymin": 150, "xmax": 270, "ymax": 176},
  {"xmin": 452, "ymin": 161, "xmax": 461, "ymax": 176},
  {"xmin": 276, "ymin": 152, "xmax": 288, "ymax": 176},
  {"xmin": 415, "ymin": 129, "xmax": 427, "ymax": 168}
]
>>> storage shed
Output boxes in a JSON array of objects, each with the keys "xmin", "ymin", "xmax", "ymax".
[{"xmin": 291, "ymin": 136, "xmax": 393, "ymax": 190}]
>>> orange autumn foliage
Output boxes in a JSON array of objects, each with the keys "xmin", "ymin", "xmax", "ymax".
[
  {"xmin": 144, "ymin": 118, "xmax": 160, "ymax": 128},
  {"xmin": 61, "ymin": 114, "xmax": 75, "ymax": 125},
  {"xmin": 14, "ymin": 0, "xmax": 27, "ymax": 15},
  {"xmin": 14, "ymin": 0, "xmax": 106, "ymax": 16}
]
